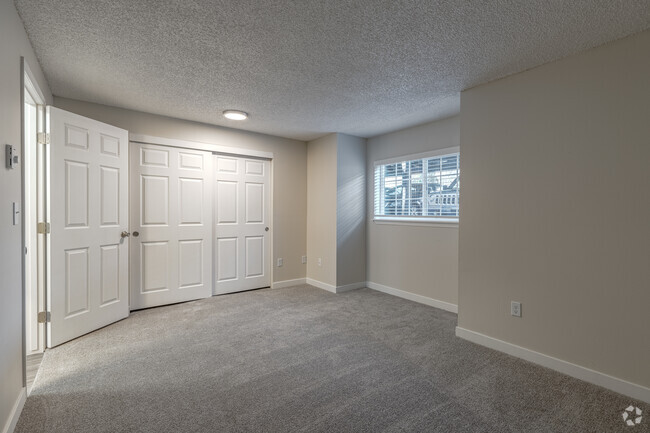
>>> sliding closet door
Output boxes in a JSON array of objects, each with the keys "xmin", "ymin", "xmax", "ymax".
[
  {"xmin": 214, "ymin": 155, "xmax": 271, "ymax": 294},
  {"xmin": 130, "ymin": 143, "xmax": 213, "ymax": 309}
]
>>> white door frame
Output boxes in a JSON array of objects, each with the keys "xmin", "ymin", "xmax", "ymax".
[
  {"xmin": 129, "ymin": 134, "xmax": 275, "ymax": 293},
  {"xmin": 21, "ymin": 58, "xmax": 47, "ymax": 387}
]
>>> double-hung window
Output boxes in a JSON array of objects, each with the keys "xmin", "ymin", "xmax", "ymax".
[{"xmin": 374, "ymin": 147, "xmax": 460, "ymax": 223}]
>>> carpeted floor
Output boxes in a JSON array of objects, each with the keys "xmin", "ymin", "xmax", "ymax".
[{"xmin": 16, "ymin": 285, "xmax": 645, "ymax": 432}]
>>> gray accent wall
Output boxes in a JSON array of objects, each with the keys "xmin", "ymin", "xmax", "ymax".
[
  {"xmin": 337, "ymin": 134, "xmax": 366, "ymax": 287},
  {"xmin": 459, "ymin": 30, "xmax": 650, "ymax": 388}
]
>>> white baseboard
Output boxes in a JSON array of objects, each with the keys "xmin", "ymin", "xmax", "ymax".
[
  {"xmin": 3, "ymin": 388, "xmax": 26, "ymax": 433},
  {"xmin": 271, "ymin": 278, "xmax": 306, "ymax": 289},
  {"xmin": 455, "ymin": 327, "xmax": 650, "ymax": 404},
  {"xmin": 366, "ymin": 281, "xmax": 458, "ymax": 314},
  {"xmin": 305, "ymin": 278, "xmax": 338, "ymax": 293},
  {"xmin": 336, "ymin": 281, "xmax": 367, "ymax": 293},
  {"xmin": 305, "ymin": 279, "xmax": 366, "ymax": 294}
]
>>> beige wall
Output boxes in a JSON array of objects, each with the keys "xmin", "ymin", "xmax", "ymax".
[
  {"xmin": 306, "ymin": 134, "xmax": 338, "ymax": 286},
  {"xmin": 336, "ymin": 134, "xmax": 366, "ymax": 287},
  {"xmin": 366, "ymin": 116, "xmax": 460, "ymax": 305},
  {"xmin": 54, "ymin": 97, "xmax": 307, "ymax": 283},
  {"xmin": 0, "ymin": 0, "xmax": 52, "ymax": 429},
  {"xmin": 459, "ymin": 30, "xmax": 650, "ymax": 388}
]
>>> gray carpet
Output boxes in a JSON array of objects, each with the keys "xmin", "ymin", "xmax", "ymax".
[{"xmin": 16, "ymin": 285, "xmax": 646, "ymax": 432}]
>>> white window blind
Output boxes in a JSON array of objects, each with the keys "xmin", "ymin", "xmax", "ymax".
[{"xmin": 374, "ymin": 151, "xmax": 459, "ymax": 220}]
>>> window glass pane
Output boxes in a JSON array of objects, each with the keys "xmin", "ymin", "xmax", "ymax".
[
  {"xmin": 384, "ymin": 163, "xmax": 396, "ymax": 177},
  {"xmin": 408, "ymin": 199, "xmax": 423, "ymax": 216},
  {"xmin": 384, "ymin": 200, "xmax": 396, "ymax": 215},
  {"xmin": 410, "ymin": 159, "xmax": 423, "ymax": 200},
  {"xmin": 396, "ymin": 161, "xmax": 407, "ymax": 177},
  {"xmin": 375, "ymin": 152, "xmax": 459, "ymax": 219},
  {"xmin": 428, "ymin": 158, "xmax": 440, "ymax": 173}
]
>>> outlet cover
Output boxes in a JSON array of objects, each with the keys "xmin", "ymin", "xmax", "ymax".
[
  {"xmin": 277, "ymin": 258, "xmax": 283, "ymax": 267},
  {"xmin": 511, "ymin": 301, "xmax": 522, "ymax": 317},
  {"xmin": 317, "ymin": 258, "xmax": 322, "ymax": 267},
  {"xmin": 301, "ymin": 256, "xmax": 307, "ymax": 264}
]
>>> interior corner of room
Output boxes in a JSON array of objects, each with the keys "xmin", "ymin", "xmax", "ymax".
[{"xmin": 2, "ymin": 0, "xmax": 650, "ymax": 431}]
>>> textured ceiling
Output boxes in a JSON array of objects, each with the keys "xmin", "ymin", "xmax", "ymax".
[{"xmin": 14, "ymin": 0, "xmax": 650, "ymax": 141}]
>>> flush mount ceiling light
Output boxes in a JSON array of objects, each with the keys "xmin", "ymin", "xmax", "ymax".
[{"xmin": 223, "ymin": 110, "xmax": 248, "ymax": 120}]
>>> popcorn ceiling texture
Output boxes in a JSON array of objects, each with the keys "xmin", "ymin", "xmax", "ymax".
[{"xmin": 14, "ymin": 0, "xmax": 650, "ymax": 140}]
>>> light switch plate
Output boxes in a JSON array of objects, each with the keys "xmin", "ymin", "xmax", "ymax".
[
  {"xmin": 13, "ymin": 202, "xmax": 20, "ymax": 225},
  {"xmin": 6, "ymin": 144, "xmax": 17, "ymax": 169}
]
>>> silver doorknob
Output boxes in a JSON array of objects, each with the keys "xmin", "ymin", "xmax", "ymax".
[
  {"xmin": 265, "ymin": 227, "xmax": 269, "ymax": 232},
  {"xmin": 121, "ymin": 231, "xmax": 130, "ymax": 238}
]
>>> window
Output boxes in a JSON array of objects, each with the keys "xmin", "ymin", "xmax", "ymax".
[{"xmin": 374, "ymin": 148, "xmax": 459, "ymax": 222}]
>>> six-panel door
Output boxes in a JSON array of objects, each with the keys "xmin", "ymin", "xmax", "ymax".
[
  {"xmin": 50, "ymin": 123, "xmax": 270, "ymax": 341},
  {"xmin": 129, "ymin": 143, "xmax": 213, "ymax": 309},
  {"xmin": 48, "ymin": 107, "xmax": 129, "ymax": 347},
  {"xmin": 214, "ymin": 155, "xmax": 271, "ymax": 294}
]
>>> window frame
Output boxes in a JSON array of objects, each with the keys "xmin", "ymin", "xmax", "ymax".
[{"xmin": 373, "ymin": 146, "xmax": 460, "ymax": 226}]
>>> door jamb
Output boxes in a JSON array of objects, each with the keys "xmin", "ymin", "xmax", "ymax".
[{"xmin": 21, "ymin": 57, "xmax": 47, "ymax": 388}]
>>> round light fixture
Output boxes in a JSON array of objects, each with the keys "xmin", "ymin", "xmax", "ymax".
[{"xmin": 223, "ymin": 110, "xmax": 248, "ymax": 120}]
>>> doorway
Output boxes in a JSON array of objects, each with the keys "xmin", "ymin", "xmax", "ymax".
[{"xmin": 22, "ymin": 59, "xmax": 47, "ymax": 393}]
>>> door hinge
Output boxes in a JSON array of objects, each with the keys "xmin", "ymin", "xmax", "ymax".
[
  {"xmin": 37, "ymin": 222, "xmax": 50, "ymax": 234},
  {"xmin": 37, "ymin": 132, "xmax": 50, "ymax": 145},
  {"xmin": 37, "ymin": 311, "xmax": 50, "ymax": 323}
]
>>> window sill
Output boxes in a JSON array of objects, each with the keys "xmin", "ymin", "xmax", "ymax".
[{"xmin": 373, "ymin": 217, "xmax": 459, "ymax": 228}]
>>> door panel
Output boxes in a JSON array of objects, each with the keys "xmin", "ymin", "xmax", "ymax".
[
  {"xmin": 245, "ymin": 236, "xmax": 264, "ymax": 277},
  {"xmin": 100, "ymin": 244, "xmax": 120, "ymax": 305},
  {"xmin": 214, "ymin": 155, "xmax": 270, "ymax": 294},
  {"xmin": 130, "ymin": 143, "xmax": 213, "ymax": 309},
  {"xmin": 48, "ymin": 107, "xmax": 129, "ymax": 347}
]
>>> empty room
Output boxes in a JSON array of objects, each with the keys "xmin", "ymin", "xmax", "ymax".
[{"xmin": 1, "ymin": 0, "xmax": 649, "ymax": 432}]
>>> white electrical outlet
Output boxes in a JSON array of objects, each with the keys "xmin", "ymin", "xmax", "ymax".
[
  {"xmin": 511, "ymin": 301, "xmax": 522, "ymax": 317},
  {"xmin": 277, "ymin": 258, "xmax": 283, "ymax": 267},
  {"xmin": 317, "ymin": 258, "xmax": 322, "ymax": 267},
  {"xmin": 301, "ymin": 255, "xmax": 307, "ymax": 264}
]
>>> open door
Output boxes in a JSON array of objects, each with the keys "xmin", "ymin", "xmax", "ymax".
[{"xmin": 47, "ymin": 107, "xmax": 129, "ymax": 347}]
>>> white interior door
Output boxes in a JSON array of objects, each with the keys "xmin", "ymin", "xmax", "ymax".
[
  {"xmin": 48, "ymin": 107, "xmax": 129, "ymax": 347},
  {"xmin": 130, "ymin": 143, "xmax": 213, "ymax": 310},
  {"xmin": 214, "ymin": 155, "xmax": 271, "ymax": 294}
]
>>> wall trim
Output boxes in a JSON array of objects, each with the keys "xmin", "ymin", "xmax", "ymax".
[
  {"xmin": 3, "ymin": 388, "xmax": 26, "ymax": 433},
  {"xmin": 305, "ymin": 278, "xmax": 338, "ymax": 293},
  {"xmin": 455, "ymin": 327, "xmax": 650, "ymax": 404},
  {"xmin": 372, "ymin": 218, "xmax": 459, "ymax": 229},
  {"xmin": 336, "ymin": 281, "xmax": 367, "ymax": 293},
  {"xmin": 366, "ymin": 281, "xmax": 458, "ymax": 313},
  {"xmin": 306, "ymin": 279, "xmax": 367, "ymax": 293},
  {"xmin": 271, "ymin": 278, "xmax": 307, "ymax": 289}
]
